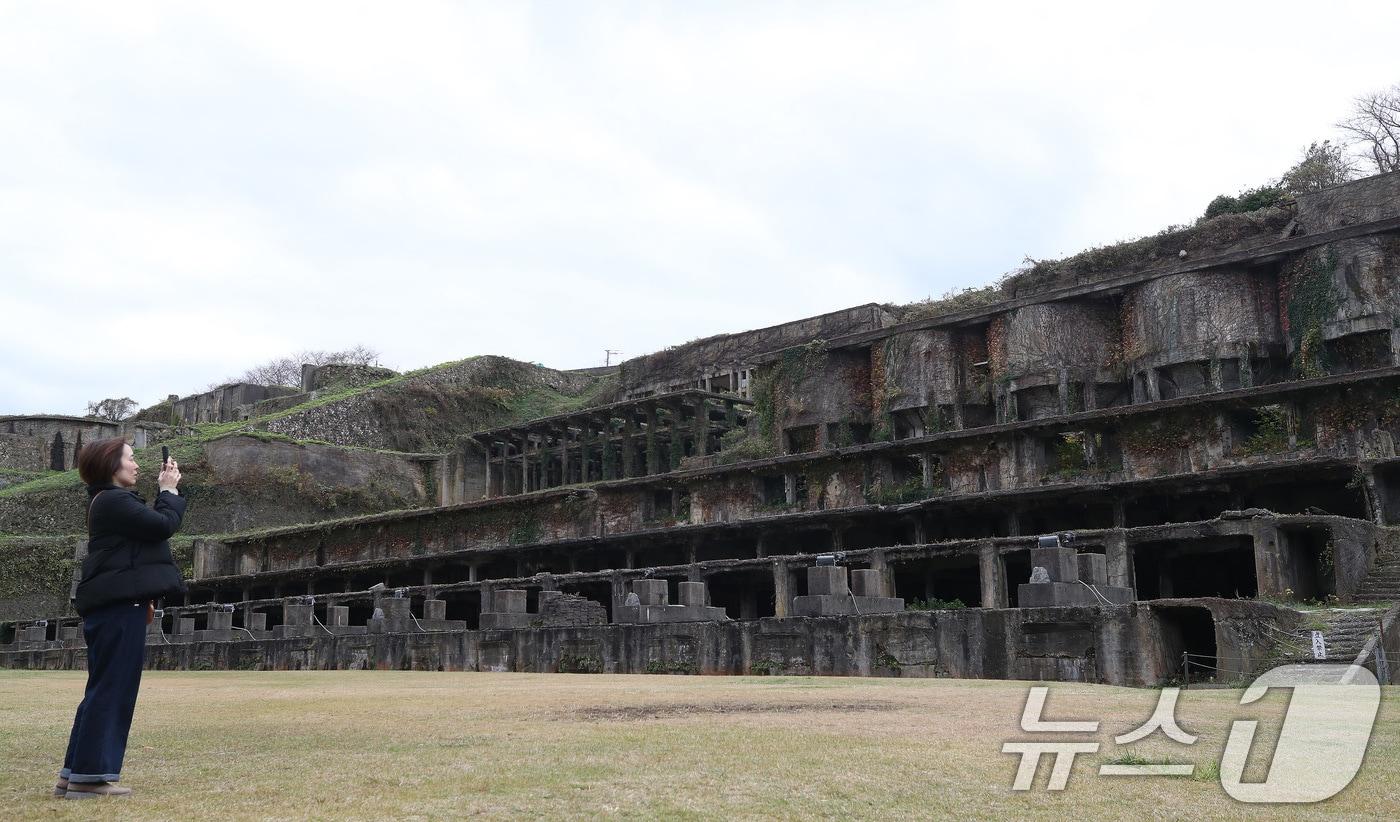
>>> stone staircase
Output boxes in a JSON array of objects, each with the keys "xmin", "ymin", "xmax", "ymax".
[
  {"xmin": 1352, "ymin": 553, "xmax": 1400, "ymax": 604},
  {"xmin": 1275, "ymin": 608, "xmax": 1387, "ymax": 664}
]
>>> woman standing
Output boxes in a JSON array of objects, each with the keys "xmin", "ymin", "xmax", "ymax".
[{"xmin": 56, "ymin": 438, "xmax": 186, "ymax": 799}]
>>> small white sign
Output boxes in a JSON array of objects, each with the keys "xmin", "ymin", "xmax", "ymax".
[{"xmin": 1311, "ymin": 630, "xmax": 1327, "ymax": 660}]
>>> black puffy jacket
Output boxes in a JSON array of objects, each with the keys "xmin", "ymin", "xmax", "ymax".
[{"xmin": 73, "ymin": 483, "xmax": 188, "ymax": 616}]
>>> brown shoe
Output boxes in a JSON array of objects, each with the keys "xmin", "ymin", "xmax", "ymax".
[
  {"xmin": 63, "ymin": 781, "xmax": 132, "ymax": 799},
  {"xmin": 52, "ymin": 778, "xmax": 68, "ymax": 798}
]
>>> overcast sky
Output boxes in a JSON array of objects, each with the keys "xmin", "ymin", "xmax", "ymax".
[{"xmin": 2, "ymin": 1, "xmax": 1397, "ymax": 415}]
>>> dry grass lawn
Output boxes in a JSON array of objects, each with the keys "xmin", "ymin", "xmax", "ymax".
[{"xmin": 0, "ymin": 670, "xmax": 1395, "ymax": 820}]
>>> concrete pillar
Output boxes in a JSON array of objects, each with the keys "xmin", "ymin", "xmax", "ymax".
[
  {"xmin": 830, "ymin": 523, "xmax": 846, "ymax": 551},
  {"xmin": 1209, "ymin": 358, "xmax": 1224, "ymax": 392},
  {"xmin": 1238, "ymin": 345, "xmax": 1254, "ymax": 389},
  {"xmin": 756, "ymin": 533, "xmax": 769, "ymax": 559},
  {"xmin": 784, "ymin": 473, "xmax": 797, "ymax": 505},
  {"xmin": 772, "ymin": 559, "xmax": 792, "ymax": 618},
  {"xmin": 468, "ymin": 562, "xmax": 479, "ymax": 583},
  {"xmin": 482, "ymin": 439, "xmax": 493, "ymax": 498},
  {"xmin": 1004, "ymin": 509, "xmax": 1021, "ymax": 538},
  {"xmin": 921, "ymin": 452, "xmax": 938, "ymax": 491},
  {"xmin": 579, "ymin": 422, "xmax": 592, "ymax": 484},
  {"xmin": 867, "ymin": 548, "xmax": 892, "ymax": 598},
  {"xmin": 558, "ymin": 427, "xmax": 570, "ymax": 486},
  {"xmin": 517, "ymin": 434, "xmax": 530, "ymax": 493},
  {"xmin": 1112, "ymin": 499, "xmax": 1127, "ymax": 529},
  {"xmin": 693, "ymin": 398, "xmax": 710, "ymax": 456},
  {"xmin": 1105, "ymin": 530, "xmax": 1133, "ymax": 592},
  {"xmin": 645, "ymin": 403, "xmax": 660, "ymax": 475},
  {"xmin": 978, "ymin": 541, "xmax": 1008, "ymax": 609},
  {"xmin": 1056, "ymin": 367, "xmax": 1071, "ymax": 415},
  {"xmin": 610, "ymin": 573, "xmax": 627, "ymax": 616},
  {"xmin": 479, "ymin": 583, "xmax": 494, "ymax": 616},
  {"xmin": 623, "ymin": 413, "xmax": 638, "ymax": 478},
  {"xmin": 1251, "ymin": 518, "xmax": 1290, "ymax": 599}
]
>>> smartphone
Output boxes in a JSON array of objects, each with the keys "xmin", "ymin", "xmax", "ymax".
[{"xmin": 161, "ymin": 446, "xmax": 170, "ymax": 466}]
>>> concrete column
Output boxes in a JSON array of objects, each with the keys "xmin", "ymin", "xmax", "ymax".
[
  {"xmin": 422, "ymin": 566, "xmax": 434, "ymax": 591},
  {"xmin": 479, "ymin": 583, "xmax": 494, "ymax": 616},
  {"xmin": 772, "ymin": 559, "xmax": 792, "ymax": 618},
  {"xmin": 909, "ymin": 515, "xmax": 928, "ymax": 545},
  {"xmin": 557, "ymin": 428, "xmax": 570, "ymax": 486},
  {"xmin": 1251, "ymin": 518, "xmax": 1291, "ymax": 599},
  {"xmin": 1057, "ymin": 367, "xmax": 1071, "ymax": 415},
  {"xmin": 1391, "ymin": 326, "xmax": 1400, "ymax": 366},
  {"xmin": 1004, "ymin": 509, "xmax": 1021, "ymax": 538},
  {"xmin": 978, "ymin": 541, "xmax": 1008, "ymax": 609},
  {"xmin": 623, "ymin": 413, "xmax": 638, "ymax": 478},
  {"xmin": 693, "ymin": 398, "xmax": 710, "ymax": 456},
  {"xmin": 830, "ymin": 523, "xmax": 846, "ymax": 551},
  {"xmin": 610, "ymin": 573, "xmax": 627, "ymax": 616},
  {"xmin": 468, "ymin": 562, "xmax": 479, "ymax": 583},
  {"xmin": 517, "ymin": 434, "xmax": 530, "ymax": 493},
  {"xmin": 920, "ymin": 451, "xmax": 938, "ymax": 491},
  {"xmin": 756, "ymin": 533, "xmax": 769, "ymax": 559},
  {"xmin": 579, "ymin": 422, "xmax": 592, "ymax": 484},
  {"xmin": 867, "ymin": 548, "xmax": 892, "ymax": 598},
  {"xmin": 784, "ymin": 473, "xmax": 797, "ymax": 505},
  {"xmin": 482, "ymin": 439, "xmax": 493, "ymax": 499},
  {"xmin": 1146, "ymin": 368, "xmax": 1162, "ymax": 402},
  {"xmin": 1112, "ymin": 499, "xmax": 1127, "ymax": 529},
  {"xmin": 645, "ymin": 403, "xmax": 660, "ymax": 475},
  {"xmin": 1209, "ymin": 358, "xmax": 1224, "ymax": 392},
  {"xmin": 1104, "ymin": 530, "xmax": 1133, "ymax": 592},
  {"xmin": 1238, "ymin": 344, "xmax": 1254, "ymax": 389}
]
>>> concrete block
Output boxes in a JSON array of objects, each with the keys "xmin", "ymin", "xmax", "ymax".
[
  {"xmin": 1031, "ymin": 547, "xmax": 1079, "ymax": 583},
  {"xmin": 60, "ymin": 627, "xmax": 78, "ymax": 642},
  {"xmin": 382, "ymin": 598, "xmax": 412, "ymax": 631},
  {"xmin": 632, "ymin": 579, "xmax": 668, "ymax": 607},
  {"xmin": 790, "ymin": 594, "xmax": 904, "ymax": 617},
  {"xmin": 677, "ymin": 581, "xmax": 706, "ymax": 607},
  {"xmin": 494, "ymin": 589, "xmax": 528, "ymax": 614},
  {"xmin": 177, "ymin": 617, "xmax": 196, "ymax": 635},
  {"xmin": 247, "ymin": 613, "xmax": 267, "ymax": 632},
  {"xmin": 479, "ymin": 612, "xmax": 535, "ymax": 630},
  {"xmin": 1076, "ymin": 553, "xmax": 1108, "ymax": 587},
  {"xmin": 1017, "ymin": 582, "xmax": 1134, "ymax": 608},
  {"xmin": 850, "ymin": 569, "xmax": 884, "ymax": 598},
  {"xmin": 424, "ymin": 599, "xmax": 447, "ymax": 621},
  {"xmin": 327, "ymin": 605, "xmax": 350, "ymax": 627},
  {"xmin": 807, "ymin": 565, "xmax": 849, "ymax": 596},
  {"xmin": 208, "ymin": 610, "xmax": 233, "ymax": 631},
  {"xmin": 21, "ymin": 626, "xmax": 46, "ymax": 643},
  {"xmin": 283, "ymin": 602, "xmax": 312, "ymax": 627}
]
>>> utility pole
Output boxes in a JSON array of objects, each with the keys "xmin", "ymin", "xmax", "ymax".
[{"xmin": 605, "ymin": 350, "xmax": 621, "ymax": 367}]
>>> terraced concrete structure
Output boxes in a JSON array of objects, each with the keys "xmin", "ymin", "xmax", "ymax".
[{"xmin": 6, "ymin": 172, "xmax": 1400, "ymax": 684}]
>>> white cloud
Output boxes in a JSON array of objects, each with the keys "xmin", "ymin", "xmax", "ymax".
[{"xmin": 2, "ymin": 1, "xmax": 1398, "ymax": 414}]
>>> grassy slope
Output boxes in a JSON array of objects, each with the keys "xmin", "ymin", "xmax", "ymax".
[{"xmin": 0, "ymin": 671, "xmax": 1394, "ymax": 820}]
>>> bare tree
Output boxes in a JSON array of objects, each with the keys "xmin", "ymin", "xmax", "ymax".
[
  {"xmin": 1280, "ymin": 140, "xmax": 1357, "ymax": 193},
  {"xmin": 86, "ymin": 397, "xmax": 138, "ymax": 421},
  {"xmin": 1337, "ymin": 84, "xmax": 1400, "ymax": 173},
  {"xmin": 235, "ymin": 346, "xmax": 382, "ymax": 387}
]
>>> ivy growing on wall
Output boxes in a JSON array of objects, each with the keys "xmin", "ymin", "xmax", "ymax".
[{"xmin": 1279, "ymin": 249, "xmax": 1339, "ymax": 379}]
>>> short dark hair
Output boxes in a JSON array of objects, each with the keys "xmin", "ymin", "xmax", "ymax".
[{"xmin": 77, "ymin": 437, "xmax": 128, "ymax": 486}]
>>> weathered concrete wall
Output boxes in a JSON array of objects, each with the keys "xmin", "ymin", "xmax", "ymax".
[
  {"xmin": 300, "ymin": 363, "xmax": 399, "ymax": 393},
  {"xmin": 1124, "ymin": 269, "xmax": 1282, "ymax": 373},
  {"xmin": 779, "ymin": 348, "xmax": 873, "ymax": 448},
  {"xmin": 203, "ymin": 435, "xmax": 432, "ymax": 503},
  {"xmin": 880, "ymin": 328, "xmax": 959, "ymax": 413},
  {"xmin": 1002, "ymin": 301, "xmax": 1120, "ymax": 389},
  {"xmin": 171, "ymin": 384, "xmax": 300, "ymax": 425},
  {"xmin": 620, "ymin": 304, "xmax": 891, "ymax": 399},
  {"xmin": 0, "ymin": 416, "xmax": 121, "ymax": 471},
  {"xmin": 0, "ymin": 600, "xmax": 1293, "ymax": 688}
]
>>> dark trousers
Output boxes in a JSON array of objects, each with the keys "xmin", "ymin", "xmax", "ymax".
[{"xmin": 60, "ymin": 601, "xmax": 147, "ymax": 783}]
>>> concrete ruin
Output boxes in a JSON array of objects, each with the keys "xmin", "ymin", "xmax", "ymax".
[{"xmin": 6, "ymin": 171, "xmax": 1400, "ymax": 685}]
